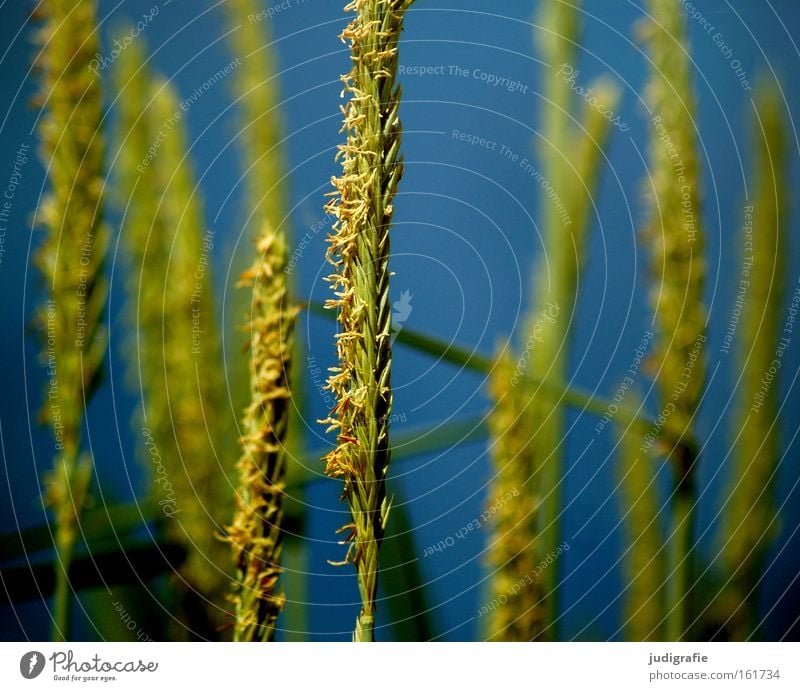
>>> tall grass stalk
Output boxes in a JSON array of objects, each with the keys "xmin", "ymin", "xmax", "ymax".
[
  {"xmin": 524, "ymin": 0, "xmax": 579, "ymax": 638},
  {"xmin": 227, "ymin": 220, "xmax": 297, "ymax": 641},
  {"xmin": 485, "ymin": 353, "xmax": 544, "ymax": 640},
  {"xmin": 484, "ymin": 76, "xmax": 618, "ymax": 631},
  {"xmin": 525, "ymin": 0, "xmax": 619, "ymax": 636},
  {"xmin": 222, "ymin": 0, "xmax": 300, "ymax": 641},
  {"xmin": 34, "ymin": 0, "xmax": 108, "ymax": 642},
  {"xmin": 720, "ymin": 82, "xmax": 787, "ymax": 639},
  {"xmin": 137, "ymin": 80, "xmax": 230, "ymax": 607},
  {"xmin": 115, "ymin": 44, "xmax": 228, "ymax": 636},
  {"xmin": 113, "ymin": 41, "xmax": 169, "ymax": 446},
  {"xmin": 322, "ymin": 0, "xmax": 413, "ymax": 642},
  {"xmin": 617, "ymin": 403, "xmax": 666, "ymax": 640},
  {"xmin": 223, "ymin": 0, "xmax": 287, "ymax": 234},
  {"xmin": 639, "ymin": 0, "xmax": 706, "ymax": 641}
]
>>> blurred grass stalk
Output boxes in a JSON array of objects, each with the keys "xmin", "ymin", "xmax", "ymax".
[
  {"xmin": 223, "ymin": 0, "xmax": 301, "ymax": 641},
  {"xmin": 109, "ymin": 38, "xmax": 174, "ymax": 643},
  {"xmin": 719, "ymin": 81, "xmax": 787, "ymax": 639},
  {"xmin": 114, "ymin": 43, "xmax": 231, "ymax": 628},
  {"xmin": 516, "ymin": 0, "xmax": 618, "ymax": 638},
  {"xmin": 222, "ymin": 0, "xmax": 288, "ymax": 234},
  {"xmin": 486, "ymin": 353, "xmax": 544, "ymax": 640},
  {"xmin": 322, "ymin": 0, "xmax": 413, "ymax": 642},
  {"xmin": 616, "ymin": 399, "xmax": 666, "ymax": 640},
  {"xmin": 34, "ymin": 0, "xmax": 109, "ymax": 642},
  {"xmin": 485, "ymin": 0, "xmax": 619, "ymax": 640},
  {"xmin": 640, "ymin": 0, "xmax": 707, "ymax": 641},
  {"xmin": 113, "ymin": 39, "xmax": 164, "ymax": 408},
  {"xmin": 148, "ymin": 79, "xmax": 231, "ymax": 613}
]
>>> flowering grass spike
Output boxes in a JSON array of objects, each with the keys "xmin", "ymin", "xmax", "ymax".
[{"xmin": 322, "ymin": 0, "xmax": 413, "ymax": 642}]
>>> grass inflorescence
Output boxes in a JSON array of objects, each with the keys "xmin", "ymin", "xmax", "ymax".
[
  {"xmin": 639, "ymin": 0, "xmax": 707, "ymax": 641},
  {"xmin": 34, "ymin": 0, "xmax": 109, "ymax": 642},
  {"xmin": 321, "ymin": 0, "xmax": 413, "ymax": 642},
  {"xmin": 113, "ymin": 39, "xmax": 170, "ymax": 457},
  {"xmin": 485, "ymin": 0, "xmax": 620, "ymax": 640},
  {"xmin": 147, "ymin": 79, "xmax": 231, "ymax": 604},
  {"xmin": 718, "ymin": 81, "xmax": 788, "ymax": 639},
  {"xmin": 227, "ymin": 224, "xmax": 297, "ymax": 641},
  {"xmin": 223, "ymin": 0, "xmax": 300, "ymax": 642},
  {"xmin": 485, "ymin": 352, "xmax": 545, "ymax": 640}
]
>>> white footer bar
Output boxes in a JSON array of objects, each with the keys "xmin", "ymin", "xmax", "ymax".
[{"xmin": 2, "ymin": 642, "xmax": 797, "ymax": 690}]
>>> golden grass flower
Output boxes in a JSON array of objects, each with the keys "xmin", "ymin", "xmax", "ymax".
[
  {"xmin": 321, "ymin": 0, "xmax": 413, "ymax": 642},
  {"xmin": 223, "ymin": 0, "xmax": 299, "ymax": 641}
]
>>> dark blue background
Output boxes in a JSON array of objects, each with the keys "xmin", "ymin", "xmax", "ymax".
[{"xmin": 1, "ymin": 0, "xmax": 799, "ymax": 640}]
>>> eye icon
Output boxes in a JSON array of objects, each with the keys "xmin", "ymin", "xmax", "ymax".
[{"xmin": 20, "ymin": 651, "xmax": 45, "ymax": 680}]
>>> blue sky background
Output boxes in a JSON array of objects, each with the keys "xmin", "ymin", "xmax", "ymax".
[{"xmin": 1, "ymin": 0, "xmax": 800, "ymax": 641}]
